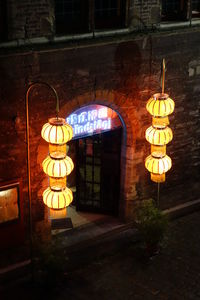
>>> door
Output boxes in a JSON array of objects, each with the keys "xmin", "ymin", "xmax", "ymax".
[{"xmin": 76, "ymin": 128, "xmax": 122, "ymax": 215}]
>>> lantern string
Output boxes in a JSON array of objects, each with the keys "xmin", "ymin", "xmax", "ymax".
[
  {"xmin": 94, "ymin": 76, "xmax": 97, "ymax": 101},
  {"xmin": 157, "ymin": 182, "xmax": 160, "ymax": 207},
  {"xmin": 161, "ymin": 58, "xmax": 165, "ymax": 94}
]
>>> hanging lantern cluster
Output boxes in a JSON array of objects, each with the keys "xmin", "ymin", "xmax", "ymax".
[
  {"xmin": 145, "ymin": 60, "xmax": 175, "ymax": 183},
  {"xmin": 41, "ymin": 117, "xmax": 74, "ymax": 211}
]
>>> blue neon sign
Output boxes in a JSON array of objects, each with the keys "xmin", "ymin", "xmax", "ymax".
[{"xmin": 66, "ymin": 105, "xmax": 121, "ymax": 139}]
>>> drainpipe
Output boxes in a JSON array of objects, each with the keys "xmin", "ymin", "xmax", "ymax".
[{"xmin": 189, "ymin": 0, "xmax": 192, "ymax": 27}]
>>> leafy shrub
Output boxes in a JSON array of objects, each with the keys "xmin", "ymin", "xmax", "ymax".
[{"xmin": 136, "ymin": 199, "xmax": 168, "ymax": 247}]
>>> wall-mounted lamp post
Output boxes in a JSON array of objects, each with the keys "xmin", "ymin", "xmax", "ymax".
[
  {"xmin": 145, "ymin": 59, "xmax": 175, "ymax": 205},
  {"xmin": 25, "ymin": 82, "xmax": 73, "ymax": 278}
]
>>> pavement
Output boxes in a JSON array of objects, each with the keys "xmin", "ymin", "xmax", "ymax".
[{"xmin": 2, "ymin": 209, "xmax": 200, "ymax": 300}]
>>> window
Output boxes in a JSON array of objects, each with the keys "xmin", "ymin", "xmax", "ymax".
[
  {"xmin": 161, "ymin": 0, "xmax": 188, "ymax": 21},
  {"xmin": 0, "ymin": 1, "xmax": 7, "ymax": 41},
  {"xmin": 192, "ymin": 0, "xmax": 200, "ymax": 18},
  {"xmin": 94, "ymin": 0, "xmax": 126, "ymax": 30},
  {"xmin": 55, "ymin": 0, "xmax": 89, "ymax": 34},
  {"xmin": 54, "ymin": 0, "xmax": 126, "ymax": 35},
  {"xmin": 0, "ymin": 182, "xmax": 20, "ymax": 224}
]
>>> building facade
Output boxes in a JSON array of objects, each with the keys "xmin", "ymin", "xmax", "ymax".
[{"xmin": 0, "ymin": 0, "xmax": 200, "ymax": 265}]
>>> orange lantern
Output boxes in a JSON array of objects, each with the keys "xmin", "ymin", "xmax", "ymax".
[{"xmin": 145, "ymin": 59, "xmax": 174, "ymax": 183}]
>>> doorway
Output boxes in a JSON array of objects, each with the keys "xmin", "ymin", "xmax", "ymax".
[
  {"xmin": 66, "ymin": 104, "xmax": 123, "ymax": 217},
  {"xmin": 71, "ymin": 128, "xmax": 122, "ymax": 216}
]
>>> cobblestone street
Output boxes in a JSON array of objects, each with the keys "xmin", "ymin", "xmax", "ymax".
[{"xmin": 2, "ymin": 210, "xmax": 200, "ymax": 299}]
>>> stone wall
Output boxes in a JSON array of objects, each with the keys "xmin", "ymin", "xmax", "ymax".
[
  {"xmin": 129, "ymin": 0, "xmax": 160, "ymax": 30},
  {"xmin": 7, "ymin": 0, "xmax": 54, "ymax": 40},
  {"xmin": 4, "ymin": 0, "xmax": 162, "ymax": 41},
  {"xmin": 0, "ymin": 28, "xmax": 200, "ymax": 234}
]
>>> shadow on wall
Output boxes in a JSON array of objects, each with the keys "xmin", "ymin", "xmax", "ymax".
[{"xmin": 114, "ymin": 41, "xmax": 142, "ymax": 94}]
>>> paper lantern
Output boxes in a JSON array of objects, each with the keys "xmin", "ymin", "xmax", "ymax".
[
  {"xmin": 145, "ymin": 155, "xmax": 172, "ymax": 175},
  {"xmin": 42, "ymin": 155, "xmax": 74, "ymax": 177},
  {"xmin": 145, "ymin": 126, "xmax": 173, "ymax": 145},
  {"xmin": 41, "ymin": 117, "xmax": 73, "ymax": 144},
  {"xmin": 43, "ymin": 187, "xmax": 73, "ymax": 209},
  {"xmin": 41, "ymin": 117, "xmax": 74, "ymax": 210},
  {"xmin": 146, "ymin": 93, "xmax": 174, "ymax": 117}
]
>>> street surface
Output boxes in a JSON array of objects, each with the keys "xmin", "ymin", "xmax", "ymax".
[{"xmin": 2, "ymin": 210, "xmax": 200, "ymax": 299}]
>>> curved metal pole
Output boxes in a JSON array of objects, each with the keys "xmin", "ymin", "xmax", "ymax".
[
  {"xmin": 189, "ymin": 0, "xmax": 192, "ymax": 27},
  {"xmin": 25, "ymin": 82, "xmax": 59, "ymax": 279}
]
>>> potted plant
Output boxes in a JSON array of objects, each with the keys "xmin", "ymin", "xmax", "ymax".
[{"xmin": 135, "ymin": 199, "xmax": 168, "ymax": 257}]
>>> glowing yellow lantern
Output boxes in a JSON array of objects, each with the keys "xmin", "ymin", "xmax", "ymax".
[
  {"xmin": 145, "ymin": 59, "xmax": 174, "ymax": 184},
  {"xmin": 42, "ymin": 155, "xmax": 74, "ymax": 177},
  {"xmin": 41, "ymin": 117, "xmax": 74, "ymax": 211},
  {"xmin": 146, "ymin": 93, "xmax": 174, "ymax": 117},
  {"xmin": 43, "ymin": 187, "xmax": 73, "ymax": 209},
  {"xmin": 145, "ymin": 155, "xmax": 172, "ymax": 183},
  {"xmin": 145, "ymin": 126, "xmax": 173, "ymax": 145},
  {"xmin": 41, "ymin": 117, "xmax": 73, "ymax": 144}
]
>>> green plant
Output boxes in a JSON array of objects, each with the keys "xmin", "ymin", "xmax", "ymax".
[
  {"xmin": 136, "ymin": 199, "xmax": 168, "ymax": 249},
  {"xmin": 32, "ymin": 236, "xmax": 68, "ymax": 287}
]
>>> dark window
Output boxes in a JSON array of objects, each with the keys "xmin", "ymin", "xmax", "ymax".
[
  {"xmin": 55, "ymin": 0, "xmax": 89, "ymax": 34},
  {"xmin": 0, "ymin": 1, "xmax": 7, "ymax": 41},
  {"xmin": 192, "ymin": 0, "xmax": 200, "ymax": 18},
  {"xmin": 94, "ymin": 0, "xmax": 126, "ymax": 30},
  {"xmin": 161, "ymin": 0, "xmax": 188, "ymax": 21},
  {"xmin": 55, "ymin": 0, "xmax": 126, "ymax": 34}
]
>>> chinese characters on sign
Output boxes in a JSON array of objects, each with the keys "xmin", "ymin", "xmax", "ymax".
[{"xmin": 66, "ymin": 106, "xmax": 114, "ymax": 139}]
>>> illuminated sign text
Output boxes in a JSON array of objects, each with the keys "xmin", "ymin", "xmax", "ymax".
[{"xmin": 66, "ymin": 106, "xmax": 111, "ymax": 139}]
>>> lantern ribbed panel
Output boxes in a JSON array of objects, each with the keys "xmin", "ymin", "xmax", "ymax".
[
  {"xmin": 43, "ymin": 187, "xmax": 73, "ymax": 209},
  {"xmin": 145, "ymin": 155, "xmax": 172, "ymax": 175},
  {"xmin": 41, "ymin": 120, "xmax": 73, "ymax": 144},
  {"xmin": 146, "ymin": 93, "xmax": 175, "ymax": 117},
  {"xmin": 145, "ymin": 126, "xmax": 173, "ymax": 145},
  {"xmin": 42, "ymin": 155, "xmax": 74, "ymax": 177}
]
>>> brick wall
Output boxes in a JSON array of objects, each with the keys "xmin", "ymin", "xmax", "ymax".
[
  {"xmin": 0, "ymin": 28, "xmax": 200, "ymax": 228},
  {"xmin": 7, "ymin": 0, "xmax": 54, "ymax": 40},
  {"xmin": 4, "ymin": 0, "xmax": 162, "ymax": 41},
  {"xmin": 129, "ymin": 0, "xmax": 160, "ymax": 30}
]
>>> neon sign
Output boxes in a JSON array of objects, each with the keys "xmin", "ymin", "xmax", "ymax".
[{"xmin": 66, "ymin": 105, "xmax": 121, "ymax": 139}]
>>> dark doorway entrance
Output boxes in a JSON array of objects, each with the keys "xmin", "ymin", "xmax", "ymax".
[{"xmin": 75, "ymin": 128, "xmax": 122, "ymax": 216}]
